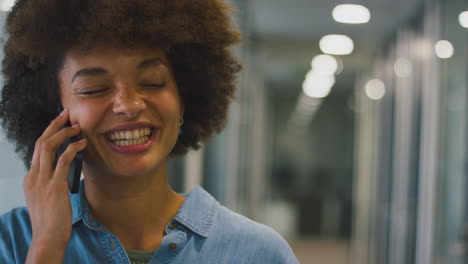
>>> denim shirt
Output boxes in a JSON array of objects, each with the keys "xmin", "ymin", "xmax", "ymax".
[{"xmin": 0, "ymin": 183, "xmax": 299, "ymax": 263}]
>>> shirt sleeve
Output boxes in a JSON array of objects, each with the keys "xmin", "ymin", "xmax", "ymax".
[
  {"xmin": 258, "ymin": 227, "xmax": 300, "ymax": 264},
  {"xmin": 214, "ymin": 206, "xmax": 300, "ymax": 264},
  {"xmin": 0, "ymin": 213, "xmax": 16, "ymax": 263},
  {"xmin": 273, "ymin": 239, "xmax": 300, "ymax": 264},
  {"xmin": 0, "ymin": 207, "xmax": 32, "ymax": 264}
]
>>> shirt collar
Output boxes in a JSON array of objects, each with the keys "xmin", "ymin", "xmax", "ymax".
[
  {"xmin": 70, "ymin": 181, "xmax": 219, "ymax": 237},
  {"xmin": 173, "ymin": 185, "xmax": 219, "ymax": 238},
  {"xmin": 70, "ymin": 180, "xmax": 85, "ymax": 225},
  {"xmin": 70, "ymin": 180, "xmax": 106, "ymax": 231}
]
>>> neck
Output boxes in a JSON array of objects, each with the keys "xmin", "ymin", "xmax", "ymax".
[{"xmin": 82, "ymin": 161, "xmax": 186, "ymax": 250}]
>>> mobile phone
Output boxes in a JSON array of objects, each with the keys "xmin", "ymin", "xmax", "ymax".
[{"xmin": 55, "ymin": 106, "xmax": 83, "ymax": 194}]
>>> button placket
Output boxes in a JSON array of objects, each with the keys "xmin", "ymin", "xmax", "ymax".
[
  {"xmin": 149, "ymin": 227, "xmax": 188, "ymax": 262},
  {"xmin": 169, "ymin": 242, "xmax": 177, "ymax": 250}
]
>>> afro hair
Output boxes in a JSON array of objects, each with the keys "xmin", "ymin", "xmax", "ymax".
[{"xmin": 0, "ymin": 0, "xmax": 242, "ymax": 169}]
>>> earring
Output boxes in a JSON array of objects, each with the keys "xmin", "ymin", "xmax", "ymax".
[{"xmin": 179, "ymin": 117, "xmax": 184, "ymax": 135}]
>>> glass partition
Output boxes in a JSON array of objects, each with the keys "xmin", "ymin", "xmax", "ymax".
[{"xmin": 434, "ymin": 0, "xmax": 468, "ymax": 263}]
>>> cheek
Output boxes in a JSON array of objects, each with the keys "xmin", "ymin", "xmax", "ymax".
[
  {"xmin": 149, "ymin": 91, "xmax": 182, "ymax": 118},
  {"xmin": 69, "ymin": 102, "xmax": 105, "ymax": 136}
]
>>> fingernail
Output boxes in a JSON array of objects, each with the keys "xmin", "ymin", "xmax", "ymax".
[
  {"xmin": 81, "ymin": 139, "xmax": 87, "ymax": 144},
  {"xmin": 59, "ymin": 108, "xmax": 68, "ymax": 116},
  {"xmin": 72, "ymin": 123, "xmax": 79, "ymax": 128}
]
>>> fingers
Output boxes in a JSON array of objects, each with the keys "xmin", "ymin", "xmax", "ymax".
[
  {"xmin": 53, "ymin": 139, "xmax": 87, "ymax": 183},
  {"xmin": 30, "ymin": 108, "xmax": 70, "ymax": 173},
  {"xmin": 38, "ymin": 124, "xmax": 82, "ymax": 181},
  {"xmin": 42, "ymin": 108, "xmax": 70, "ymax": 141},
  {"xmin": 22, "ymin": 109, "xmax": 80, "ymax": 251}
]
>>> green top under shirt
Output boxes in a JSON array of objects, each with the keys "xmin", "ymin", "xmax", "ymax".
[{"xmin": 125, "ymin": 248, "xmax": 156, "ymax": 264}]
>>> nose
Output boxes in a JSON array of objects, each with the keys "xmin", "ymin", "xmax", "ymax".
[{"xmin": 112, "ymin": 84, "xmax": 146, "ymax": 118}]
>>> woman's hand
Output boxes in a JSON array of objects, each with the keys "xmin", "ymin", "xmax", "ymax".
[{"xmin": 23, "ymin": 108, "xmax": 87, "ymax": 263}]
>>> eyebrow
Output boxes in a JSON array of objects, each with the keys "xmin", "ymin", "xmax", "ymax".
[
  {"xmin": 71, "ymin": 68, "xmax": 107, "ymax": 84},
  {"xmin": 71, "ymin": 57, "xmax": 163, "ymax": 84}
]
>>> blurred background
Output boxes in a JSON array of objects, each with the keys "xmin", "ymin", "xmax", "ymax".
[{"xmin": 0, "ymin": 0, "xmax": 467, "ymax": 263}]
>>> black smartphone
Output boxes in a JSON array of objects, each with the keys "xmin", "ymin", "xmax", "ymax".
[{"xmin": 55, "ymin": 106, "xmax": 83, "ymax": 194}]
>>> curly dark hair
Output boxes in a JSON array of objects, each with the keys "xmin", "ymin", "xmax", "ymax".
[{"xmin": 0, "ymin": 0, "xmax": 242, "ymax": 169}]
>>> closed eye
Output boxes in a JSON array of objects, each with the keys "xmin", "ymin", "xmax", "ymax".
[
  {"xmin": 80, "ymin": 90, "xmax": 104, "ymax": 94},
  {"xmin": 80, "ymin": 89, "xmax": 107, "ymax": 95},
  {"xmin": 75, "ymin": 87, "xmax": 111, "ymax": 96}
]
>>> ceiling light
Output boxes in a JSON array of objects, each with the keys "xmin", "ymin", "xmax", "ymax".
[
  {"xmin": 332, "ymin": 4, "xmax": 371, "ymax": 24},
  {"xmin": 311, "ymin": 54, "xmax": 338, "ymax": 75},
  {"xmin": 435, "ymin": 40, "xmax": 454, "ymax": 59},
  {"xmin": 302, "ymin": 70, "xmax": 335, "ymax": 98},
  {"xmin": 394, "ymin": 58, "xmax": 412, "ymax": 78},
  {"xmin": 365, "ymin": 79, "xmax": 385, "ymax": 100},
  {"xmin": 0, "ymin": 0, "xmax": 15, "ymax": 11},
  {"xmin": 459, "ymin": 11, "xmax": 468, "ymax": 28},
  {"xmin": 319, "ymin": 34, "xmax": 354, "ymax": 55}
]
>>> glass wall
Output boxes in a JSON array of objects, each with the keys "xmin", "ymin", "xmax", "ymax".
[
  {"xmin": 351, "ymin": 0, "xmax": 468, "ymax": 263},
  {"xmin": 434, "ymin": 0, "xmax": 468, "ymax": 263}
]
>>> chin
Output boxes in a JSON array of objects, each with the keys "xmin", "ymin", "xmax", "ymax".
[
  {"xmin": 109, "ymin": 158, "xmax": 164, "ymax": 178},
  {"xmin": 83, "ymin": 145, "xmax": 169, "ymax": 179}
]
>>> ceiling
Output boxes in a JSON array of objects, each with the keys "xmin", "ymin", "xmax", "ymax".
[
  {"xmin": 240, "ymin": 0, "xmax": 425, "ymax": 88},
  {"xmin": 248, "ymin": 0, "xmax": 423, "ymax": 40}
]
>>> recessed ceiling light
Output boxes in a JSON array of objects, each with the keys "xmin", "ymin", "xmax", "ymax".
[
  {"xmin": 394, "ymin": 58, "xmax": 412, "ymax": 78},
  {"xmin": 365, "ymin": 79, "xmax": 385, "ymax": 100},
  {"xmin": 302, "ymin": 70, "xmax": 335, "ymax": 98},
  {"xmin": 459, "ymin": 11, "xmax": 468, "ymax": 28},
  {"xmin": 332, "ymin": 4, "xmax": 371, "ymax": 24},
  {"xmin": 310, "ymin": 54, "xmax": 338, "ymax": 75},
  {"xmin": 435, "ymin": 40, "xmax": 454, "ymax": 59},
  {"xmin": 319, "ymin": 34, "xmax": 354, "ymax": 55}
]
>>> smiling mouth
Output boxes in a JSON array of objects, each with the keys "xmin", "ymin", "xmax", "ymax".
[{"xmin": 106, "ymin": 127, "xmax": 153, "ymax": 146}]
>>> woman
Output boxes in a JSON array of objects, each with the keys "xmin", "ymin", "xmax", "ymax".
[{"xmin": 0, "ymin": 0, "xmax": 299, "ymax": 263}]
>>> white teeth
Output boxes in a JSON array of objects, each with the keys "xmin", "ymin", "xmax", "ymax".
[
  {"xmin": 112, "ymin": 136, "xmax": 150, "ymax": 147},
  {"xmin": 108, "ymin": 127, "xmax": 152, "ymax": 141},
  {"xmin": 107, "ymin": 127, "xmax": 152, "ymax": 147}
]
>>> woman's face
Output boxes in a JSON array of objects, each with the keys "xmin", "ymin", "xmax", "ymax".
[{"xmin": 58, "ymin": 43, "xmax": 183, "ymax": 178}]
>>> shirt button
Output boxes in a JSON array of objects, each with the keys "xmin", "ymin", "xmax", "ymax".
[
  {"xmin": 169, "ymin": 222, "xmax": 177, "ymax": 230},
  {"xmin": 169, "ymin": 243, "xmax": 177, "ymax": 250}
]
